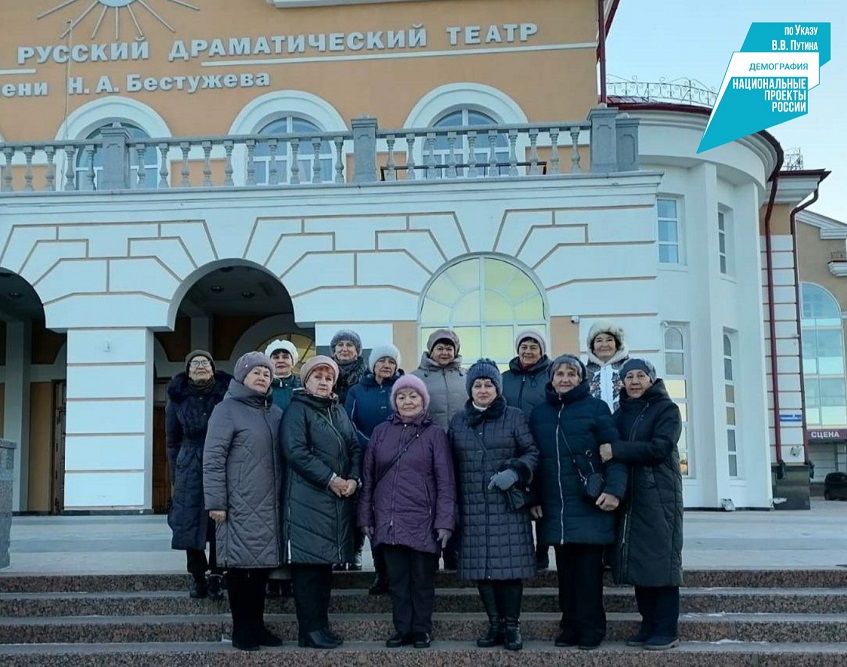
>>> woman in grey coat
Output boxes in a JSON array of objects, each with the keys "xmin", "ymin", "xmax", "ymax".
[
  {"xmin": 449, "ymin": 359, "xmax": 539, "ymax": 651},
  {"xmin": 203, "ymin": 352, "xmax": 284, "ymax": 652},
  {"xmin": 280, "ymin": 355, "xmax": 361, "ymax": 650}
]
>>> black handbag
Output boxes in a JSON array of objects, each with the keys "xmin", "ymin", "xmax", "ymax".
[
  {"xmin": 506, "ymin": 484, "xmax": 538, "ymax": 511},
  {"xmin": 558, "ymin": 429, "xmax": 606, "ymax": 501}
]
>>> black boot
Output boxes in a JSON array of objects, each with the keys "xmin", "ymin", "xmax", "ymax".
[
  {"xmin": 476, "ymin": 583, "xmax": 504, "ymax": 648},
  {"xmin": 189, "ymin": 574, "xmax": 208, "ymax": 599},
  {"xmin": 208, "ymin": 574, "xmax": 224, "ymax": 601},
  {"xmin": 502, "ymin": 580, "xmax": 524, "ymax": 651}
]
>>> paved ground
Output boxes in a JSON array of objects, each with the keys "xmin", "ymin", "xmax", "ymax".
[{"xmin": 3, "ymin": 500, "xmax": 847, "ymax": 575}]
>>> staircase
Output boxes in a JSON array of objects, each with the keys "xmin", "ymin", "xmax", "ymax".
[{"xmin": 1, "ymin": 569, "xmax": 847, "ymax": 665}]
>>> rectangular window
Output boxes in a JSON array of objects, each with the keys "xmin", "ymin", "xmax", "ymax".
[
  {"xmin": 724, "ymin": 330, "xmax": 741, "ymax": 479},
  {"xmin": 718, "ymin": 209, "xmax": 734, "ymax": 275},
  {"xmin": 664, "ymin": 323, "xmax": 692, "ymax": 477},
  {"xmin": 657, "ymin": 198, "xmax": 682, "ymax": 265}
]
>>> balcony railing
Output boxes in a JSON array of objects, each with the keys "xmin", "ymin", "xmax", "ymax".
[{"xmin": 0, "ymin": 106, "xmax": 638, "ymax": 193}]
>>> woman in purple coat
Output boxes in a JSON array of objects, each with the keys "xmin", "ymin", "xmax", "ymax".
[{"xmin": 358, "ymin": 374, "xmax": 456, "ymax": 649}]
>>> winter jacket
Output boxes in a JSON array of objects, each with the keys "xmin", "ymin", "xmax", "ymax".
[
  {"xmin": 333, "ymin": 355, "xmax": 369, "ymax": 406},
  {"xmin": 449, "ymin": 396, "xmax": 539, "ymax": 581},
  {"xmin": 358, "ymin": 411, "xmax": 455, "ymax": 553},
  {"xmin": 345, "ymin": 371, "xmax": 403, "ymax": 448},
  {"xmin": 611, "ymin": 380, "xmax": 683, "ymax": 587},
  {"xmin": 502, "ymin": 355, "xmax": 552, "ymax": 418},
  {"xmin": 203, "ymin": 379, "xmax": 284, "ymax": 568},
  {"xmin": 412, "ymin": 353, "xmax": 466, "ymax": 430},
  {"xmin": 280, "ymin": 390, "xmax": 361, "ymax": 565},
  {"xmin": 165, "ymin": 370, "xmax": 231, "ymax": 551},
  {"xmin": 586, "ymin": 348, "xmax": 630, "ymax": 412},
  {"xmin": 529, "ymin": 381, "xmax": 627, "ymax": 546},
  {"xmin": 270, "ymin": 374, "xmax": 301, "ymax": 412}
]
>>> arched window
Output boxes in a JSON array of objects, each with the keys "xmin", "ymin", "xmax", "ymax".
[
  {"xmin": 255, "ymin": 115, "xmax": 333, "ymax": 184},
  {"xmin": 432, "ymin": 109, "xmax": 509, "ymax": 177},
  {"xmin": 664, "ymin": 324, "xmax": 692, "ymax": 477},
  {"xmin": 420, "ymin": 256, "xmax": 546, "ymax": 365},
  {"xmin": 801, "ymin": 283, "xmax": 847, "ymax": 427},
  {"xmin": 75, "ymin": 122, "xmax": 157, "ymax": 190}
]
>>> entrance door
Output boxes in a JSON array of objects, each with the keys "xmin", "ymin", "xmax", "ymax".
[{"xmin": 51, "ymin": 381, "xmax": 66, "ymax": 514}]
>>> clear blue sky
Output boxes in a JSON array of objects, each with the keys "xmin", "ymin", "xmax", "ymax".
[{"xmin": 606, "ymin": 0, "xmax": 846, "ymax": 221}]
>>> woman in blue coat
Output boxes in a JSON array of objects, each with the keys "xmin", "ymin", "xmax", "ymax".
[
  {"xmin": 600, "ymin": 358, "xmax": 683, "ymax": 651},
  {"xmin": 529, "ymin": 354, "xmax": 626, "ymax": 651}
]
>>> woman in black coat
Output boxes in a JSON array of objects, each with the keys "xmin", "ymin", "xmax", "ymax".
[
  {"xmin": 529, "ymin": 354, "xmax": 626, "ymax": 651},
  {"xmin": 280, "ymin": 355, "xmax": 361, "ymax": 650},
  {"xmin": 165, "ymin": 349, "xmax": 231, "ymax": 600},
  {"xmin": 600, "ymin": 358, "xmax": 683, "ymax": 651},
  {"xmin": 450, "ymin": 359, "xmax": 539, "ymax": 652}
]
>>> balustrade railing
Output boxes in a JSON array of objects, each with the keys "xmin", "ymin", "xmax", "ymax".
[{"xmin": 0, "ymin": 107, "xmax": 638, "ymax": 194}]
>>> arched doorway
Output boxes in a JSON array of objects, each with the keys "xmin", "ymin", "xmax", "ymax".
[
  {"xmin": 0, "ymin": 268, "xmax": 66, "ymax": 513},
  {"xmin": 152, "ymin": 262, "xmax": 313, "ymax": 512}
]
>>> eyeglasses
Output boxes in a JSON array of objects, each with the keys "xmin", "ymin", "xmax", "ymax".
[{"xmin": 189, "ymin": 360, "xmax": 212, "ymax": 368}]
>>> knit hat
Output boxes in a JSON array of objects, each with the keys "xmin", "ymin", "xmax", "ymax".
[
  {"xmin": 234, "ymin": 351, "xmax": 274, "ymax": 384},
  {"xmin": 368, "ymin": 344, "xmax": 401, "ymax": 373},
  {"xmin": 515, "ymin": 329, "xmax": 547, "ymax": 357},
  {"xmin": 330, "ymin": 329, "xmax": 362, "ymax": 355},
  {"xmin": 185, "ymin": 349, "xmax": 215, "ymax": 373},
  {"xmin": 465, "ymin": 358, "xmax": 503, "ymax": 396},
  {"xmin": 549, "ymin": 354, "xmax": 586, "ymax": 381},
  {"xmin": 587, "ymin": 319, "xmax": 626, "ymax": 351},
  {"xmin": 300, "ymin": 355, "xmax": 340, "ymax": 386},
  {"xmin": 390, "ymin": 374, "xmax": 430, "ymax": 411},
  {"xmin": 426, "ymin": 328, "xmax": 461, "ymax": 355},
  {"xmin": 263, "ymin": 339, "xmax": 299, "ymax": 367},
  {"xmin": 620, "ymin": 358, "xmax": 657, "ymax": 383}
]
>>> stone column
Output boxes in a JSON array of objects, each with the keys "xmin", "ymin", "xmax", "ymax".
[
  {"xmin": 587, "ymin": 105, "xmax": 619, "ymax": 173},
  {"xmin": 64, "ymin": 328, "xmax": 154, "ymax": 510},
  {"xmin": 4, "ymin": 321, "xmax": 32, "ymax": 512},
  {"xmin": 352, "ymin": 116, "xmax": 378, "ymax": 184},
  {"xmin": 99, "ymin": 124, "xmax": 132, "ymax": 190},
  {"xmin": 0, "ymin": 439, "xmax": 15, "ymax": 568}
]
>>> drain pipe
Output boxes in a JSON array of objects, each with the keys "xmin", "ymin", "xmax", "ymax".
[
  {"xmin": 789, "ymin": 184, "xmax": 822, "ymax": 468},
  {"xmin": 597, "ymin": 0, "xmax": 608, "ymax": 104},
  {"xmin": 763, "ymin": 151, "xmax": 785, "ymax": 476}
]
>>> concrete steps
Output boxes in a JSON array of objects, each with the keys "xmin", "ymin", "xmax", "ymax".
[{"xmin": 0, "ymin": 569, "xmax": 844, "ymax": 662}]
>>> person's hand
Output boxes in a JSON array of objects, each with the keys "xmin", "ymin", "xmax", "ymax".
[
  {"xmin": 436, "ymin": 528, "xmax": 452, "ymax": 549},
  {"xmin": 599, "ymin": 443, "xmax": 613, "ymax": 462},
  {"xmin": 596, "ymin": 493, "xmax": 620, "ymax": 512},
  {"xmin": 488, "ymin": 468, "xmax": 519, "ymax": 491},
  {"xmin": 530, "ymin": 506, "xmax": 543, "ymax": 519},
  {"xmin": 361, "ymin": 526, "xmax": 374, "ymax": 537},
  {"xmin": 209, "ymin": 510, "xmax": 226, "ymax": 523},
  {"xmin": 342, "ymin": 479, "xmax": 358, "ymax": 497},
  {"xmin": 329, "ymin": 476, "xmax": 347, "ymax": 497}
]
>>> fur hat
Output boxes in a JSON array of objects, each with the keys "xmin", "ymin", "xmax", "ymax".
[
  {"xmin": 263, "ymin": 339, "xmax": 299, "ymax": 367},
  {"xmin": 368, "ymin": 344, "xmax": 401, "ymax": 373},
  {"xmin": 185, "ymin": 349, "xmax": 215, "ymax": 373},
  {"xmin": 515, "ymin": 329, "xmax": 547, "ymax": 357},
  {"xmin": 390, "ymin": 374, "xmax": 430, "ymax": 411},
  {"xmin": 549, "ymin": 354, "xmax": 586, "ymax": 381},
  {"xmin": 426, "ymin": 328, "xmax": 461, "ymax": 355},
  {"xmin": 587, "ymin": 319, "xmax": 626, "ymax": 351},
  {"xmin": 300, "ymin": 355, "xmax": 339, "ymax": 386},
  {"xmin": 330, "ymin": 329, "xmax": 362, "ymax": 355},
  {"xmin": 620, "ymin": 358, "xmax": 657, "ymax": 383},
  {"xmin": 465, "ymin": 358, "xmax": 503, "ymax": 396},
  {"xmin": 234, "ymin": 351, "xmax": 274, "ymax": 384}
]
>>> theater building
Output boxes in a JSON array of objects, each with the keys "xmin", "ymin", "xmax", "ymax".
[{"xmin": 0, "ymin": 0, "xmax": 829, "ymax": 512}]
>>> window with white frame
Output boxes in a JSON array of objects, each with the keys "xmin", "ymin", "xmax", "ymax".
[
  {"xmin": 724, "ymin": 331, "xmax": 740, "ymax": 478},
  {"xmin": 75, "ymin": 122, "xmax": 158, "ymax": 190},
  {"xmin": 431, "ymin": 109, "xmax": 510, "ymax": 177},
  {"xmin": 664, "ymin": 324, "xmax": 691, "ymax": 476},
  {"xmin": 419, "ymin": 256, "xmax": 546, "ymax": 366},
  {"xmin": 255, "ymin": 115, "xmax": 333, "ymax": 185},
  {"xmin": 801, "ymin": 283, "xmax": 847, "ymax": 426},
  {"xmin": 718, "ymin": 209, "xmax": 734, "ymax": 275},
  {"xmin": 657, "ymin": 198, "xmax": 683, "ymax": 265}
]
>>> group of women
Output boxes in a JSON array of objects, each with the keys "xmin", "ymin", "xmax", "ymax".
[{"xmin": 165, "ymin": 322, "xmax": 684, "ymax": 652}]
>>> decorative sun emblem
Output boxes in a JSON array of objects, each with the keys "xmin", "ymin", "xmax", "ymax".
[{"xmin": 38, "ymin": 0, "xmax": 199, "ymax": 40}]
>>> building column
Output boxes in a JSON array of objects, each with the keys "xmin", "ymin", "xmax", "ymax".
[
  {"xmin": 64, "ymin": 328, "xmax": 154, "ymax": 510},
  {"xmin": 4, "ymin": 321, "xmax": 32, "ymax": 512}
]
